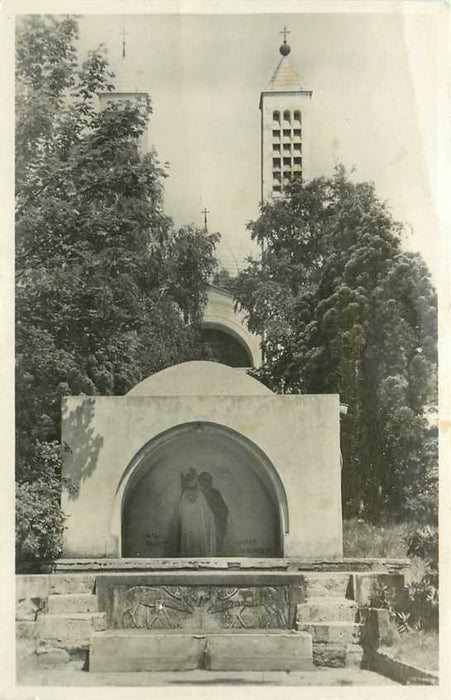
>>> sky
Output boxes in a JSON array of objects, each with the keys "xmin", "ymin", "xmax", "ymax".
[{"xmin": 74, "ymin": 9, "xmax": 445, "ymax": 279}]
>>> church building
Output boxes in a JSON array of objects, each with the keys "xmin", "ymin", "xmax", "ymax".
[{"xmin": 97, "ymin": 31, "xmax": 312, "ymax": 371}]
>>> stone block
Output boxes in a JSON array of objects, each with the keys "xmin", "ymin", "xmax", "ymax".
[
  {"xmin": 313, "ymin": 642, "xmax": 347, "ymax": 668},
  {"xmin": 313, "ymin": 641, "xmax": 363, "ymax": 669},
  {"xmin": 296, "ymin": 597, "xmax": 358, "ymax": 623},
  {"xmin": 16, "ymin": 622, "xmax": 38, "ymax": 661},
  {"xmin": 16, "ymin": 639, "xmax": 38, "ymax": 662},
  {"xmin": 362, "ymin": 608, "xmax": 393, "ymax": 649},
  {"xmin": 298, "ymin": 621, "xmax": 361, "ymax": 644},
  {"xmin": 16, "ymin": 621, "xmax": 37, "ymax": 641},
  {"xmin": 36, "ymin": 612, "xmax": 106, "ymax": 650},
  {"xmin": 371, "ymin": 650, "xmax": 439, "ymax": 685},
  {"xmin": 89, "ymin": 630, "xmax": 203, "ymax": 672},
  {"xmin": 49, "ymin": 574, "xmax": 96, "ymax": 595},
  {"xmin": 16, "ymin": 597, "xmax": 45, "ymax": 621},
  {"xmin": 303, "ymin": 573, "xmax": 352, "ymax": 598},
  {"xmin": 345, "ymin": 643, "xmax": 364, "ymax": 668},
  {"xmin": 36, "ymin": 646, "xmax": 70, "ymax": 667},
  {"xmin": 16, "ymin": 575, "xmax": 50, "ymax": 600},
  {"xmin": 206, "ymin": 631, "xmax": 313, "ymax": 671},
  {"xmin": 47, "ymin": 593, "xmax": 98, "ymax": 614}
]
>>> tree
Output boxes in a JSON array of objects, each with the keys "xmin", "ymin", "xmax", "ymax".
[
  {"xmin": 15, "ymin": 15, "xmax": 218, "ymax": 566},
  {"xmin": 234, "ymin": 167, "xmax": 437, "ymax": 522}
]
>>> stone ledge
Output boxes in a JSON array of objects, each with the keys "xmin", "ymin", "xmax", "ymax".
[
  {"xmin": 53, "ymin": 557, "xmax": 410, "ymax": 573},
  {"xmin": 96, "ymin": 570, "xmax": 304, "ymax": 587},
  {"xmin": 369, "ymin": 650, "xmax": 439, "ymax": 686}
]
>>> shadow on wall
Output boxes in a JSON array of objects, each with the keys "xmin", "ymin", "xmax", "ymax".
[{"xmin": 62, "ymin": 398, "xmax": 104, "ymax": 500}]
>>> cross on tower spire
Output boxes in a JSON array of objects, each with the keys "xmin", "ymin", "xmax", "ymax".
[
  {"xmin": 202, "ymin": 207, "xmax": 210, "ymax": 232},
  {"xmin": 120, "ymin": 27, "xmax": 129, "ymax": 58},
  {"xmin": 280, "ymin": 26, "xmax": 291, "ymax": 44}
]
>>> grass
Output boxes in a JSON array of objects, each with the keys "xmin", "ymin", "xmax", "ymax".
[
  {"xmin": 342, "ymin": 518, "xmax": 430, "ymax": 583},
  {"xmin": 381, "ymin": 629, "xmax": 439, "ymax": 671},
  {"xmin": 343, "ymin": 518, "xmax": 439, "ymax": 673},
  {"xmin": 343, "ymin": 518, "xmax": 412, "ymax": 558}
]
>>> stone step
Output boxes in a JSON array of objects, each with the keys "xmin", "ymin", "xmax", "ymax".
[
  {"xmin": 89, "ymin": 629, "xmax": 313, "ymax": 673},
  {"xmin": 313, "ymin": 642, "xmax": 364, "ymax": 669},
  {"xmin": 48, "ymin": 574, "xmax": 96, "ymax": 596},
  {"xmin": 297, "ymin": 621, "xmax": 362, "ymax": 645},
  {"xmin": 36, "ymin": 612, "xmax": 107, "ymax": 651},
  {"xmin": 302, "ymin": 573, "xmax": 353, "ymax": 599},
  {"xmin": 297, "ymin": 597, "xmax": 358, "ymax": 623},
  {"xmin": 47, "ymin": 594, "xmax": 98, "ymax": 614}
]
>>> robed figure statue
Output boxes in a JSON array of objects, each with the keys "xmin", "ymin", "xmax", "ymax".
[{"xmin": 178, "ymin": 469, "xmax": 216, "ymax": 557}]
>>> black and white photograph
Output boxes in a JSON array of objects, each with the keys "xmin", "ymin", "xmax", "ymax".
[{"xmin": 2, "ymin": 0, "xmax": 450, "ymax": 695}]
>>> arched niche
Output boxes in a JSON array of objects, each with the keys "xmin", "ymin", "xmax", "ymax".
[{"xmin": 119, "ymin": 422, "xmax": 288, "ymax": 559}]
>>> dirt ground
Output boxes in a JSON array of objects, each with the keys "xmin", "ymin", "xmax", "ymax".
[{"xmin": 17, "ymin": 657, "xmax": 399, "ymax": 686}]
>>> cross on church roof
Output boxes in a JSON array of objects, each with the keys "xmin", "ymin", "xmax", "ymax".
[
  {"xmin": 120, "ymin": 27, "xmax": 129, "ymax": 58},
  {"xmin": 280, "ymin": 26, "xmax": 291, "ymax": 43},
  {"xmin": 202, "ymin": 207, "xmax": 210, "ymax": 232},
  {"xmin": 279, "ymin": 26, "xmax": 291, "ymax": 56}
]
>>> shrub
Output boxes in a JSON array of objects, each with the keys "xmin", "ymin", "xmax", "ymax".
[
  {"xmin": 404, "ymin": 526, "xmax": 438, "ymax": 630},
  {"xmin": 15, "ymin": 441, "xmax": 65, "ymax": 572},
  {"xmin": 365, "ymin": 526, "xmax": 439, "ymax": 632},
  {"xmin": 405, "ymin": 525, "xmax": 438, "ymax": 566}
]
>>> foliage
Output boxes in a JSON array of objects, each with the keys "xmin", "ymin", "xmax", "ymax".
[
  {"xmin": 368, "ymin": 581, "xmax": 412, "ymax": 634},
  {"xmin": 404, "ymin": 526, "xmax": 438, "ymax": 630},
  {"xmin": 234, "ymin": 167, "xmax": 438, "ymax": 522},
  {"xmin": 405, "ymin": 525, "xmax": 438, "ymax": 565},
  {"xmin": 363, "ymin": 523, "xmax": 438, "ymax": 633},
  {"xmin": 15, "ymin": 15, "xmax": 218, "ymax": 566},
  {"xmin": 15, "ymin": 442, "xmax": 65, "ymax": 571},
  {"xmin": 343, "ymin": 518, "xmax": 410, "ymax": 558}
]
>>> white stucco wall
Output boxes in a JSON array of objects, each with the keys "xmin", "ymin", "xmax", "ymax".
[{"xmin": 61, "ymin": 391, "xmax": 343, "ymax": 559}]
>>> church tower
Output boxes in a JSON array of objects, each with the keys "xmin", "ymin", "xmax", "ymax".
[
  {"xmin": 260, "ymin": 29, "xmax": 313, "ymax": 203},
  {"xmin": 98, "ymin": 29, "xmax": 150, "ymax": 154}
]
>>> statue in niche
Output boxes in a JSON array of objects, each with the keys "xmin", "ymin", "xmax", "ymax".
[
  {"xmin": 199, "ymin": 471, "xmax": 228, "ymax": 555},
  {"xmin": 179, "ymin": 469, "xmax": 216, "ymax": 556}
]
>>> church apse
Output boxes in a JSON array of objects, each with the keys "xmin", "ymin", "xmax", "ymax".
[{"xmin": 121, "ymin": 422, "xmax": 285, "ymax": 559}]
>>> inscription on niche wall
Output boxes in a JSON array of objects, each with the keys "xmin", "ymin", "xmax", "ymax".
[{"xmin": 112, "ymin": 585, "xmax": 290, "ymax": 631}]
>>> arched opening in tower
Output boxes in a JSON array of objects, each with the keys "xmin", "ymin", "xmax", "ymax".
[
  {"xmin": 198, "ymin": 327, "xmax": 253, "ymax": 367},
  {"xmin": 121, "ymin": 422, "xmax": 286, "ymax": 558}
]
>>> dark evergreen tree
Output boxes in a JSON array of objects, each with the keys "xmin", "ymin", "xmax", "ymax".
[{"xmin": 234, "ymin": 167, "xmax": 437, "ymax": 522}]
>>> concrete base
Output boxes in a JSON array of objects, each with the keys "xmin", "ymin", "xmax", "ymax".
[
  {"xmin": 89, "ymin": 629, "xmax": 313, "ymax": 673},
  {"xmin": 206, "ymin": 631, "xmax": 313, "ymax": 671}
]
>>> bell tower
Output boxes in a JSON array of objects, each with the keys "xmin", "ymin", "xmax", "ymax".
[
  {"xmin": 260, "ymin": 28, "xmax": 313, "ymax": 203},
  {"xmin": 97, "ymin": 28, "xmax": 150, "ymax": 154}
]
